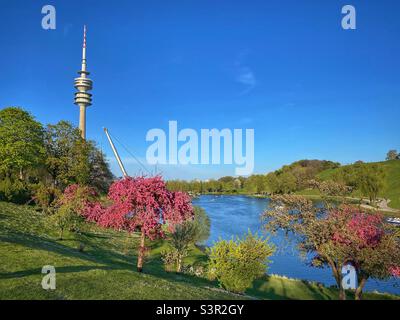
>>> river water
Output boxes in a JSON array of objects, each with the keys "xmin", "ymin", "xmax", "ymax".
[{"xmin": 193, "ymin": 195, "xmax": 400, "ymax": 295}]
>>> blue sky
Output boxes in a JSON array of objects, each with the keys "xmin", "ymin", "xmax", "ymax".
[{"xmin": 1, "ymin": 0, "xmax": 399, "ymax": 179}]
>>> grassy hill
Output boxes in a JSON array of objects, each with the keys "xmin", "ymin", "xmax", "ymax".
[
  {"xmin": 0, "ymin": 201, "xmax": 397, "ymax": 300},
  {"xmin": 317, "ymin": 160, "xmax": 400, "ymax": 209}
]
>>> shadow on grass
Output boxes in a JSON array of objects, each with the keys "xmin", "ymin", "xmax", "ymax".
[
  {"xmin": 0, "ymin": 231, "xmax": 135, "ymax": 272},
  {"xmin": 248, "ymin": 275, "xmax": 337, "ymax": 300},
  {"xmin": 248, "ymin": 276, "xmax": 290, "ymax": 300},
  {"xmin": 0, "ymin": 265, "xmax": 119, "ymax": 279},
  {"xmin": 0, "ymin": 230, "xmax": 221, "ymax": 293}
]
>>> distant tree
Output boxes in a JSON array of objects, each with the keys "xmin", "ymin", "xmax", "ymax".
[
  {"xmin": 310, "ymin": 180, "xmax": 352, "ymax": 200},
  {"xmin": 233, "ymin": 178, "xmax": 242, "ymax": 190},
  {"xmin": 218, "ymin": 176, "xmax": 236, "ymax": 193},
  {"xmin": 265, "ymin": 172, "xmax": 279, "ymax": 194},
  {"xmin": 356, "ymin": 164, "xmax": 386, "ymax": 204},
  {"xmin": 218, "ymin": 176, "xmax": 235, "ymax": 184},
  {"xmin": 278, "ymin": 172, "xmax": 297, "ymax": 194},
  {"xmin": 290, "ymin": 166, "xmax": 310, "ymax": 190},
  {"xmin": 0, "ymin": 107, "xmax": 45, "ymax": 180},
  {"xmin": 245, "ymin": 175, "xmax": 267, "ymax": 194},
  {"xmin": 386, "ymin": 150, "xmax": 399, "ymax": 161}
]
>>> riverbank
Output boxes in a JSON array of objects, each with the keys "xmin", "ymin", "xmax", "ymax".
[
  {"xmin": 1, "ymin": 201, "xmax": 398, "ymax": 300},
  {"xmin": 193, "ymin": 195, "xmax": 400, "ymax": 295},
  {"xmin": 196, "ymin": 192, "xmax": 400, "ymax": 217}
]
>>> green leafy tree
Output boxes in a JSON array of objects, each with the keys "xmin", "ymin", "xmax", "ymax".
[
  {"xmin": 44, "ymin": 121, "xmax": 113, "ymax": 192},
  {"xmin": 192, "ymin": 206, "xmax": 211, "ymax": 245},
  {"xmin": 356, "ymin": 164, "xmax": 385, "ymax": 204},
  {"xmin": 265, "ymin": 172, "xmax": 279, "ymax": 194},
  {"xmin": 44, "ymin": 121, "xmax": 86, "ymax": 188},
  {"xmin": 87, "ymin": 141, "xmax": 114, "ymax": 193},
  {"xmin": 0, "ymin": 107, "xmax": 45, "ymax": 179},
  {"xmin": 386, "ymin": 150, "xmax": 399, "ymax": 161},
  {"xmin": 245, "ymin": 175, "xmax": 268, "ymax": 194},
  {"xmin": 207, "ymin": 231, "xmax": 275, "ymax": 294},
  {"xmin": 263, "ymin": 195, "xmax": 348, "ymax": 299},
  {"xmin": 263, "ymin": 195, "xmax": 400, "ymax": 300},
  {"xmin": 163, "ymin": 206, "xmax": 210, "ymax": 272}
]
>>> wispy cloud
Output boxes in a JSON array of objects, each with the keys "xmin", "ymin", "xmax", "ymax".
[
  {"xmin": 234, "ymin": 50, "xmax": 257, "ymax": 95},
  {"xmin": 236, "ymin": 67, "xmax": 256, "ymax": 88}
]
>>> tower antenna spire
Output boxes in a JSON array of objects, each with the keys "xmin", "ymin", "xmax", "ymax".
[
  {"xmin": 83, "ymin": 25, "xmax": 87, "ymax": 48},
  {"xmin": 81, "ymin": 25, "xmax": 87, "ymax": 72},
  {"xmin": 74, "ymin": 25, "xmax": 93, "ymax": 139}
]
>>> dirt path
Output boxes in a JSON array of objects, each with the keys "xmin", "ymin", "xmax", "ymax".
[{"xmin": 349, "ymin": 197, "xmax": 400, "ymax": 214}]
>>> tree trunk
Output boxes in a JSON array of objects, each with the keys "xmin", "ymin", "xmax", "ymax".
[
  {"xmin": 176, "ymin": 255, "xmax": 182, "ymax": 273},
  {"xmin": 339, "ymin": 286, "xmax": 346, "ymax": 300},
  {"xmin": 137, "ymin": 228, "xmax": 146, "ymax": 273},
  {"xmin": 355, "ymin": 277, "xmax": 367, "ymax": 300},
  {"xmin": 329, "ymin": 260, "xmax": 346, "ymax": 300}
]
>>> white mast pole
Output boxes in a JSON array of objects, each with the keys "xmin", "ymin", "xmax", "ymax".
[{"xmin": 103, "ymin": 127, "xmax": 129, "ymax": 178}]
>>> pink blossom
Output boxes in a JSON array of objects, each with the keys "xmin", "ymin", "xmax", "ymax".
[{"xmin": 83, "ymin": 176, "xmax": 193, "ymax": 239}]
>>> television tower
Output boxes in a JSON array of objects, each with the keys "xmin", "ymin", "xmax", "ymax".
[{"xmin": 74, "ymin": 25, "xmax": 93, "ymax": 139}]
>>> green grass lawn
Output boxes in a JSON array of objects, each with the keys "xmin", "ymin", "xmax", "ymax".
[
  {"xmin": 317, "ymin": 160, "xmax": 400, "ymax": 209},
  {"xmin": 0, "ymin": 201, "xmax": 398, "ymax": 300}
]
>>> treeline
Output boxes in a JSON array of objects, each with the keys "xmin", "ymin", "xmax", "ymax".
[
  {"xmin": 167, "ymin": 160, "xmax": 341, "ymax": 195},
  {"xmin": 0, "ymin": 107, "xmax": 113, "ymax": 206},
  {"xmin": 167, "ymin": 159, "xmax": 388, "ymax": 204}
]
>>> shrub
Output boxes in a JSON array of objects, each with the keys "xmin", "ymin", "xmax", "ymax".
[
  {"xmin": 50, "ymin": 184, "xmax": 95, "ymax": 240},
  {"xmin": 0, "ymin": 178, "xmax": 31, "ymax": 204},
  {"xmin": 207, "ymin": 231, "xmax": 275, "ymax": 294},
  {"xmin": 33, "ymin": 183, "xmax": 61, "ymax": 213},
  {"xmin": 181, "ymin": 264, "xmax": 206, "ymax": 277},
  {"xmin": 161, "ymin": 250, "xmax": 179, "ymax": 272},
  {"xmin": 50, "ymin": 202, "xmax": 85, "ymax": 240}
]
